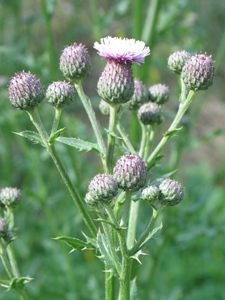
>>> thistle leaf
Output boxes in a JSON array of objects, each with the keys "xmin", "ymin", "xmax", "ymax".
[
  {"xmin": 53, "ymin": 236, "xmax": 92, "ymax": 249},
  {"xmin": 13, "ymin": 130, "xmax": 44, "ymax": 146},
  {"xmin": 56, "ymin": 137, "xmax": 100, "ymax": 153}
]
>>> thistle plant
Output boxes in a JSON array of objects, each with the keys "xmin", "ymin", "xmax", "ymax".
[{"xmin": 5, "ymin": 36, "xmax": 215, "ymax": 300}]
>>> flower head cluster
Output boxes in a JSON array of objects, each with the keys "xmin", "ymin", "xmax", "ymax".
[
  {"xmin": 138, "ymin": 102, "xmax": 163, "ymax": 125},
  {"xmin": 168, "ymin": 50, "xmax": 191, "ymax": 74},
  {"xmin": 87, "ymin": 174, "xmax": 118, "ymax": 203},
  {"xmin": 94, "ymin": 36, "xmax": 150, "ymax": 64},
  {"xmin": 8, "ymin": 71, "xmax": 44, "ymax": 110},
  {"xmin": 181, "ymin": 52, "xmax": 215, "ymax": 91},
  {"xmin": 60, "ymin": 43, "xmax": 91, "ymax": 82},
  {"xmin": 148, "ymin": 84, "xmax": 170, "ymax": 105},
  {"xmin": 95, "ymin": 37, "xmax": 149, "ymax": 104},
  {"xmin": 46, "ymin": 81, "xmax": 76, "ymax": 109},
  {"xmin": 0, "ymin": 187, "xmax": 21, "ymax": 208},
  {"xmin": 113, "ymin": 154, "xmax": 148, "ymax": 192},
  {"xmin": 123, "ymin": 79, "xmax": 149, "ymax": 110}
]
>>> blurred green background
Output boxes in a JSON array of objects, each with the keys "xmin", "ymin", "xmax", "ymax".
[{"xmin": 0, "ymin": 0, "xmax": 225, "ymax": 299}]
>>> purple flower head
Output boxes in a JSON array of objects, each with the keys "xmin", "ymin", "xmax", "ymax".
[{"xmin": 94, "ymin": 36, "xmax": 150, "ymax": 64}]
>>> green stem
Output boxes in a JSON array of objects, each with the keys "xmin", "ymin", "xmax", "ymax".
[
  {"xmin": 130, "ymin": 207, "xmax": 160, "ymax": 256},
  {"xmin": 105, "ymin": 270, "xmax": 116, "ymax": 300},
  {"xmin": 51, "ymin": 107, "xmax": 62, "ymax": 136},
  {"xmin": 147, "ymin": 90, "xmax": 196, "ymax": 169},
  {"xmin": 126, "ymin": 200, "xmax": 140, "ymax": 250},
  {"xmin": 143, "ymin": 125, "xmax": 155, "ymax": 161},
  {"xmin": 7, "ymin": 244, "xmax": 20, "ymax": 278},
  {"xmin": 138, "ymin": 122, "xmax": 147, "ymax": 158},
  {"xmin": 105, "ymin": 203, "xmax": 131, "ymax": 300},
  {"xmin": 116, "ymin": 122, "xmax": 136, "ymax": 154},
  {"xmin": 0, "ymin": 239, "xmax": 14, "ymax": 279},
  {"xmin": 141, "ymin": 0, "xmax": 162, "ymax": 80},
  {"xmin": 74, "ymin": 81, "xmax": 108, "ymax": 172},
  {"xmin": 26, "ymin": 108, "xmax": 97, "ymax": 238},
  {"xmin": 119, "ymin": 259, "xmax": 131, "ymax": 300},
  {"xmin": 107, "ymin": 105, "xmax": 118, "ymax": 172},
  {"xmin": 41, "ymin": 0, "xmax": 57, "ymax": 80}
]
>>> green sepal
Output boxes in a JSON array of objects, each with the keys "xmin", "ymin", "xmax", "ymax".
[
  {"xmin": 0, "ymin": 277, "xmax": 33, "ymax": 291},
  {"xmin": 13, "ymin": 131, "xmax": 44, "ymax": 146},
  {"xmin": 56, "ymin": 137, "xmax": 100, "ymax": 153},
  {"xmin": 48, "ymin": 128, "xmax": 66, "ymax": 143},
  {"xmin": 53, "ymin": 236, "xmax": 94, "ymax": 249},
  {"xmin": 164, "ymin": 127, "xmax": 182, "ymax": 138},
  {"xmin": 97, "ymin": 233, "xmax": 119, "ymax": 276}
]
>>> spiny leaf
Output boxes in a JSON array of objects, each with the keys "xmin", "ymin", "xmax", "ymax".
[
  {"xmin": 56, "ymin": 137, "xmax": 100, "ymax": 153},
  {"xmin": 97, "ymin": 233, "xmax": 119, "ymax": 276},
  {"xmin": 135, "ymin": 223, "xmax": 163, "ymax": 253},
  {"xmin": 13, "ymin": 131, "xmax": 44, "ymax": 146},
  {"xmin": 53, "ymin": 236, "xmax": 92, "ymax": 249}
]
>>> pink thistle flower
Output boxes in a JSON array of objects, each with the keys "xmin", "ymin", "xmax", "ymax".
[{"xmin": 93, "ymin": 36, "xmax": 150, "ymax": 64}]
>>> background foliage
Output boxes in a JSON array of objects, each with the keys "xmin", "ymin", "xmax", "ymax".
[{"xmin": 0, "ymin": 0, "xmax": 225, "ymax": 299}]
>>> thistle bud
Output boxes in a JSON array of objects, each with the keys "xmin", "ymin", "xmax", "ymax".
[
  {"xmin": 97, "ymin": 60, "xmax": 134, "ymax": 104},
  {"xmin": 123, "ymin": 79, "xmax": 149, "ymax": 110},
  {"xmin": 84, "ymin": 193, "xmax": 96, "ymax": 206},
  {"xmin": 8, "ymin": 71, "xmax": 44, "ymax": 110},
  {"xmin": 46, "ymin": 81, "xmax": 76, "ymax": 109},
  {"xmin": 142, "ymin": 185, "xmax": 160, "ymax": 205},
  {"xmin": 181, "ymin": 52, "xmax": 215, "ymax": 91},
  {"xmin": 0, "ymin": 187, "xmax": 21, "ymax": 208},
  {"xmin": 168, "ymin": 50, "xmax": 191, "ymax": 74},
  {"xmin": 138, "ymin": 102, "xmax": 163, "ymax": 125},
  {"xmin": 159, "ymin": 178, "xmax": 184, "ymax": 206},
  {"xmin": 88, "ymin": 174, "xmax": 118, "ymax": 203},
  {"xmin": 148, "ymin": 84, "xmax": 170, "ymax": 105},
  {"xmin": 60, "ymin": 43, "xmax": 91, "ymax": 82},
  {"xmin": 0, "ymin": 218, "xmax": 9, "ymax": 239},
  {"xmin": 113, "ymin": 154, "xmax": 148, "ymax": 192},
  {"xmin": 99, "ymin": 99, "xmax": 110, "ymax": 116}
]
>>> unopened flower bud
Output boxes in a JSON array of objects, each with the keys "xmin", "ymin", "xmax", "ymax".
[
  {"xmin": 123, "ymin": 79, "xmax": 149, "ymax": 110},
  {"xmin": 159, "ymin": 178, "xmax": 184, "ymax": 206},
  {"xmin": 88, "ymin": 174, "xmax": 118, "ymax": 203},
  {"xmin": 8, "ymin": 71, "xmax": 44, "ymax": 110},
  {"xmin": 138, "ymin": 102, "xmax": 163, "ymax": 125},
  {"xmin": 97, "ymin": 60, "xmax": 134, "ymax": 104},
  {"xmin": 60, "ymin": 43, "xmax": 91, "ymax": 82},
  {"xmin": 148, "ymin": 84, "xmax": 169, "ymax": 105},
  {"xmin": 99, "ymin": 99, "xmax": 110, "ymax": 116},
  {"xmin": 181, "ymin": 52, "xmax": 215, "ymax": 91},
  {"xmin": 0, "ymin": 187, "xmax": 21, "ymax": 208},
  {"xmin": 46, "ymin": 81, "xmax": 76, "ymax": 109},
  {"xmin": 84, "ymin": 193, "xmax": 96, "ymax": 206},
  {"xmin": 113, "ymin": 154, "xmax": 147, "ymax": 192},
  {"xmin": 142, "ymin": 185, "xmax": 159, "ymax": 205},
  {"xmin": 0, "ymin": 218, "xmax": 9, "ymax": 239},
  {"xmin": 168, "ymin": 50, "xmax": 191, "ymax": 74}
]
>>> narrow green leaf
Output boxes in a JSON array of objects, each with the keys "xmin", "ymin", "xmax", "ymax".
[
  {"xmin": 13, "ymin": 131, "xmax": 44, "ymax": 146},
  {"xmin": 8, "ymin": 277, "xmax": 33, "ymax": 291},
  {"xmin": 53, "ymin": 236, "xmax": 89, "ymax": 249},
  {"xmin": 48, "ymin": 127, "xmax": 66, "ymax": 143},
  {"xmin": 164, "ymin": 127, "xmax": 182, "ymax": 138},
  {"xmin": 56, "ymin": 137, "xmax": 100, "ymax": 153},
  {"xmin": 137, "ymin": 223, "xmax": 163, "ymax": 252}
]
